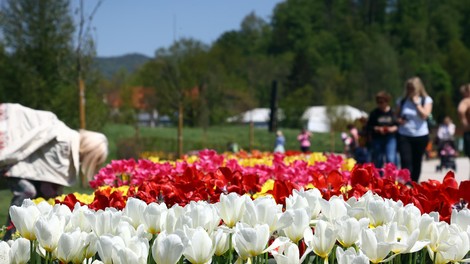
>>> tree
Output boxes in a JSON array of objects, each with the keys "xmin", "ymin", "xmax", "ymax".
[
  {"xmin": 136, "ymin": 38, "xmax": 210, "ymax": 156},
  {"xmin": 1, "ymin": 0, "xmax": 76, "ymax": 122},
  {"xmin": 0, "ymin": 0, "xmax": 106, "ymax": 129}
]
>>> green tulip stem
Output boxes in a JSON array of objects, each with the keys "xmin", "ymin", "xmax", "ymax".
[
  {"xmin": 228, "ymin": 233, "xmax": 233, "ymax": 263},
  {"xmin": 30, "ymin": 240, "xmax": 35, "ymax": 264},
  {"xmin": 148, "ymin": 235, "xmax": 156, "ymax": 264}
]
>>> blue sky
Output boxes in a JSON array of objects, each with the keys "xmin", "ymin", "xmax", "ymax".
[{"xmin": 81, "ymin": 0, "xmax": 284, "ymax": 57}]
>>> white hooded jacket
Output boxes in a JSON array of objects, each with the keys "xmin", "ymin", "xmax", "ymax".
[{"xmin": 0, "ymin": 103, "xmax": 80, "ymax": 186}]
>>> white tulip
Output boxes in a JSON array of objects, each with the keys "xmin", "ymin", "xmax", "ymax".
[
  {"xmin": 51, "ymin": 203, "xmax": 72, "ymax": 219},
  {"xmin": 335, "ymin": 247, "xmax": 369, "ymax": 264},
  {"xmin": 115, "ymin": 221, "xmax": 137, "ymax": 244},
  {"xmin": 36, "ymin": 201, "xmax": 53, "ymax": 216},
  {"xmin": 34, "ymin": 214, "xmax": 66, "ymax": 252},
  {"xmin": 426, "ymin": 221, "xmax": 448, "ymax": 255},
  {"xmin": 56, "ymin": 230, "xmax": 87, "ymax": 264},
  {"xmin": 394, "ymin": 203, "xmax": 422, "ymax": 234},
  {"xmin": 152, "ymin": 231, "xmax": 184, "ymax": 264},
  {"xmin": 335, "ymin": 216, "xmax": 369, "ymax": 248},
  {"xmin": 123, "ymin": 197, "xmax": 147, "ymax": 229},
  {"xmin": 96, "ymin": 235, "xmax": 125, "ymax": 264},
  {"xmin": 143, "ymin": 202, "xmax": 167, "ymax": 235},
  {"xmin": 320, "ymin": 196, "xmax": 348, "ymax": 222},
  {"xmin": 282, "ymin": 208, "xmax": 310, "ymax": 243},
  {"xmin": 243, "ymin": 196, "xmax": 292, "ymax": 232},
  {"xmin": 9, "ymin": 237, "xmax": 30, "ymax": 264},
  {"xmin": 217, "ymin": 193, "xmax": 247, "ymax": 228},
  {"xmin": 303, "ymin": 220, "xmax": 337, "ymax": 260},
  {"xmin": 211, "ymin": 228, "xmax": 230, "ymax": 256},
  {"xmin": 0, "ymin": 241, "xmax": 10, "ymax": 264},
  {"xmin": 9, "ymin": 200, "xmax": 41, "ymax": 240},
  {"xmin": 182, "ymin": 226, "xmax": 215, "ymax": 264},
  {"xmin": 391, "ymin": 225, "xmax": 428, "ymax": 254},
  {"xmin": 85, "ymin": 208, "xmax": 122, "ymax": 236},
  {"xmin": 366, "ymin": 199, "xmax": 395, "ymax": 227},
  {"xmin": 417, "ymin": 213, "xmax": 439, "ymax": 241},
  {"xmin": 450, "ymin": 208, "xmax": 470, "ymax": 232},
  {"xmin": 432, "ymin": 224, "xmax": 470, "ymax": 263},
  {"xmin": 270, "ymin": 240, "xmax": 301, "ymax": 264},
  {"xmin": 286, "ymin": 189, "xmax": 322, "ymax": 220},
  {"xmin": 163, "ymin": 204, "xmax": 184, "ymax": 233},
  {"xmin": 114, "ymin": 236, "xmax": 149, "ymax": 264},
  {"xmin": 184, "ymin": 201, "xmax": 220, "ymax": 232},
  {"xmin": 233, "ymin": 223, "xmax": 270, "ymax": 261},
  {"xmin": 84, "ymin": 232, "xmax": 99, "ymax": 259},
  {"xmin": 68, "ymin": 203, "xmax": 92, "ymax": 232},
  {"xmin": 359, "ymin": 228, "xmax": 393, "ymax": 264}
]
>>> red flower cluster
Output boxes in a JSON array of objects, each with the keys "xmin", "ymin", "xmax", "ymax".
[{"xmin": 56, "ymin": 150, "xmax": 470, "ymax": 223}]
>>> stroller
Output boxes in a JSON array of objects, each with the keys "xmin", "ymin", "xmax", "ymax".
[{"xmin": 435, "ymin": 139, "xmax": 457, "ymax": 172}]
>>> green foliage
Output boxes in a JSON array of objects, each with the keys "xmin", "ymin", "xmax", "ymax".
[
  {"xmin": 0, "ymin": 0, "xmax": 107, "ymax": 129},
  {"xmin": 1, "ymin": 0, "xmax": 75, "ymax": 111},
  {"xmin": 2, "ymin": 0, "xmax": 470, "ymax": 131}
]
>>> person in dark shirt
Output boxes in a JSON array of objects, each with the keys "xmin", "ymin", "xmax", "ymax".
[{"xmin": 366, "ymin": 91, "xmax": 398, "ymax": 168}]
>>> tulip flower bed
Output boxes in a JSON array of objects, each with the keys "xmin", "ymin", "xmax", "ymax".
[
  {"xmin": 3, "ymin": 191, "xmax": 470, "ymax": 263},
  {"xmin": 3, "ymin": 149, "xmax": 470, "ymax": 263}
]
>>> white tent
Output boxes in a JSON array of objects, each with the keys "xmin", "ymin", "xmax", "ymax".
[
  {"xmin": 227, "ymin": 108, "xmax": 284, "ymax": 126},
  {"xmin": 301, "ymin": 105, "xmax": 368, "ymax": 132}
]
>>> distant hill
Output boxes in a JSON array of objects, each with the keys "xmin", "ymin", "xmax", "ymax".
[{"xmin": 93, "ymin": 53, "xmax": 151, "ymax": 79}]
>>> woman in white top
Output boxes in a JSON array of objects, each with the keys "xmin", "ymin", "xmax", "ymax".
[{"xmin": 396, "ymin": 77, "xmax": 433, "ymax": 183}]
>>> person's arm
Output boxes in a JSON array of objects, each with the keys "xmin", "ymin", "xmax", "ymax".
[
  {"xmin": 412, "ymin": 96, "xmax": 432, "ymax": 119},
  {"xmin": 458, "ymin": 100, "xmax": 469, "ymax": 131}
]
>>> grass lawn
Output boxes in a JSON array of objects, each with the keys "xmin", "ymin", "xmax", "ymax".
[{"xmin": 103, "ymin": 123, "xmax": 344, "ymax": 160}]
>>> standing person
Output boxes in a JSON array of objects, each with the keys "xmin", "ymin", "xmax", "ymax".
[
  {"xmin": 366, "ymin": 91, "xmax": 398, "ymax": 168},
  {"xmin": 297, "ymin": 128, "xmax": 311, "ymax": 153},
  {"xmin": 346, "ymin": 123, "xmax": 368, "ymax": 164},
  {"xmin": 274, "ymin": 130, "xmax": 286, "ymax": 153},
  {"xmin": 0, "ymin": 103, "xmax": 108, "ymax": 240},
  {"xmin": 396, "ymin": 77, "xmax": 433, "ymax": 183},
  {"xmin": 458, "ymin": 83, "xmax": 470, "ymax": 172}
]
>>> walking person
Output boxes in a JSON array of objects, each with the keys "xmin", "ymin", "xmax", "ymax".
[
  {"xmin": 458, "ymin": 83, "xmax": 470, "ymax": 177},
  {"xmin": 297, "ymin": 128, "xmax": 311, "ymax": 153},
  {"xmin": 396, "ymin": 77, "xmax": 433, "ymax": 183},
  {"xmin": 274, "ymin": 130, "xmax": 286, "ymax": 153},
  {"xmin": 366, "ymin": 91, "xmax": 398, "ymax": 168},
  {"xmin": 0, "ymin": 103, "xmax": 109, "ymax": 240}
]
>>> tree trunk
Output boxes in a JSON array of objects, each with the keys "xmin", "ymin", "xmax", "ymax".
[{"xmin": 177, "ymin": 102, "xmax": 184, "ymax": 158}]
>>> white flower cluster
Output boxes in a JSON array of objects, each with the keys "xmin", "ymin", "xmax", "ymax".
[{"xmin": 1, "ymin": 190, "xmax": 470, "ymax": 264}]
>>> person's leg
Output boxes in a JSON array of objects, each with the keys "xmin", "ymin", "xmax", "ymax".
[
  {"xmin": 410, "ymin": 135, "xmax": 429, "ymax": 183},
  {"xmin": 464, "ymin": 132, "xmax": 470, "ymax": 179},
  {"xmin": 371, "ymin": 139, "xmax": 381, "ymax": 168},
  {"xmin": 385, "ymin": 135, "xmax": 398, "ymax": 165},
  {"xmin": 398, "ymin": 135, "xmax": 413, "ymax": 180},
  {"xmin": 38, "ymin": 181, "xmax": 63, "ymax": 199},
  {"xmin": 3, "ymin": 178, "xmax": 37, "ymax": 241}
]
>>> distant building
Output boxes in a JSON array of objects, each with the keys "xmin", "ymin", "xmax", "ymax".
[
  {"xmin": 301, "ymin": 105, "xmax": 368, "ymax": 132},
  {"xmin": 227, "ymin": 108, "xmax": 285, "ymax": 128}
]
